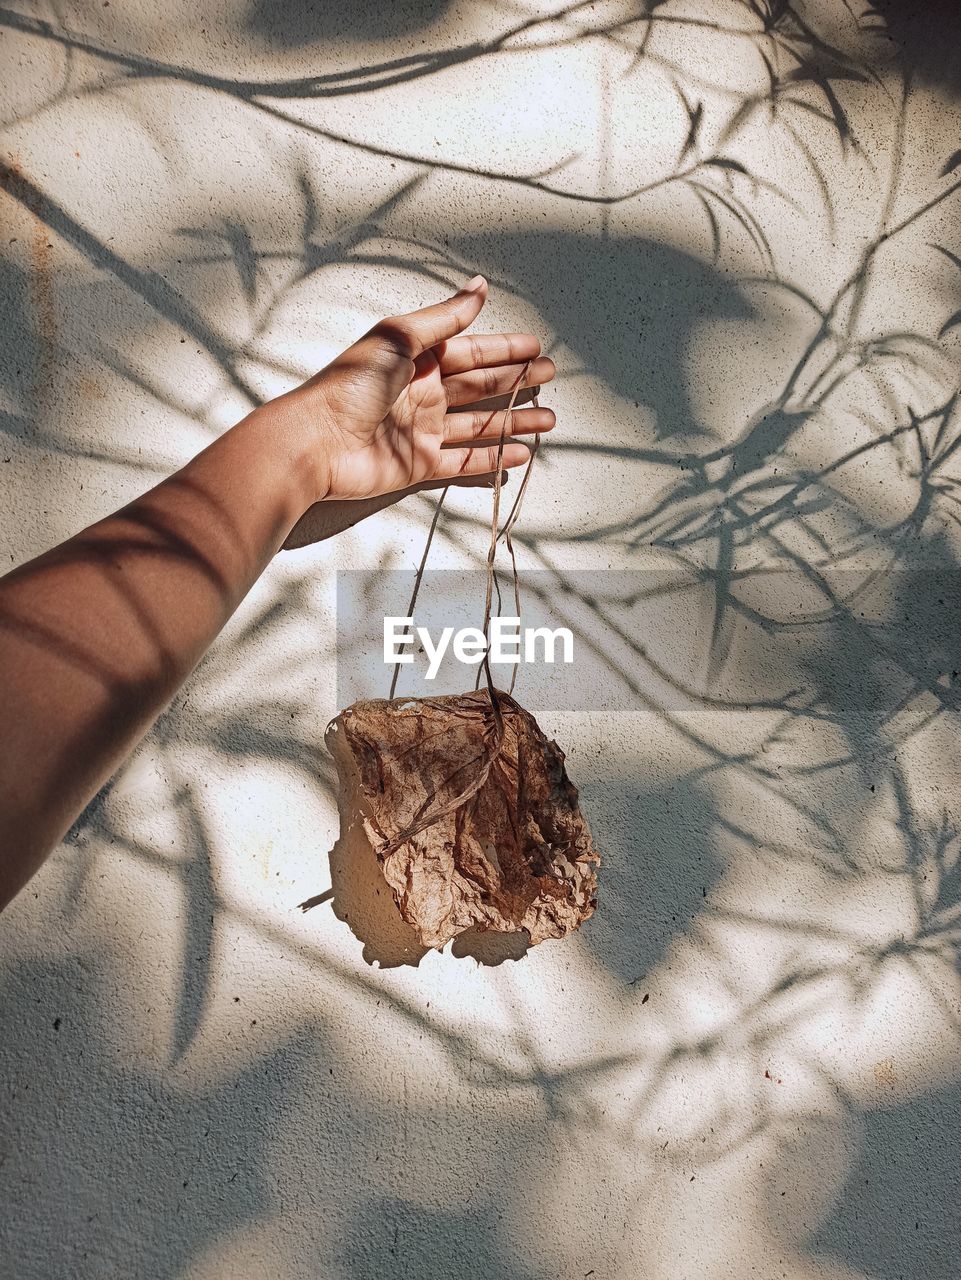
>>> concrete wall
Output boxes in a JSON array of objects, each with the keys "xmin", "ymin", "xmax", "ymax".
[{"xmin": 2, "ymin": 2, "xmax": 961, "ymax": 1276}]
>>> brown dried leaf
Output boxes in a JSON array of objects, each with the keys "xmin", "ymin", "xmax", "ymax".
[{"xmin": 333, "ymin": 690, "xmax": 600, "ymax": 949}]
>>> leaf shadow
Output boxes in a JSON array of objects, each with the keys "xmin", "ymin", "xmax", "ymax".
[{"xmin": 449, "ymin": 229, "xmax": 758, "ymax": 441}]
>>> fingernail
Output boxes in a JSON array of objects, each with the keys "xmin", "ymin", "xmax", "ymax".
[{"xmin": 463, "ymin": 274, "xmax": 486, "ymax": 293}]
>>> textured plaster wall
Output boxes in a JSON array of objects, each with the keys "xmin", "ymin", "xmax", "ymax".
[{"xmin": 2, "ymin": 2, "xmax": 961, "ymax": 1277}]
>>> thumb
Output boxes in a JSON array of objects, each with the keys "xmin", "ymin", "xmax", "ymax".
[{"xmin": 367, "ymin": 274, "xmax": 488, "ymax": 360}]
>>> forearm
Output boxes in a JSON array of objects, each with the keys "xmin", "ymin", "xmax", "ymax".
[{"xmin": 0, "ymin": 406, "xmax": 319, "ymax": 908}]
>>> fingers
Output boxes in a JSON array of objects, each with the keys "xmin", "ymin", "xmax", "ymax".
[
  {"xmin": 433, "ymin": 441, "xmax": 532, "ymax": 481},
  {"xmin": 443, "ymin": 406, "xmax": 556, "ymax": 445},
  {"xmin": 430, "ymin": 470, "xmax": 511, "ymax": 490},
  {"xmin": 444, "ymin": 356, "xmax": 556, "ymax": 408},
  {"xmin": 366, "ymin": 275, "xmax": 488, "ymax": 361},
  {"xmin": 435, "ymin": 332, "xmax": 541, "ymax": 375},
  {"xmin": 457, "ymin": 385, "xmax": 541, "ymax": 414}
]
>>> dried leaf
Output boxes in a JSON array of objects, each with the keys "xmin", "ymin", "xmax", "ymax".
[{"xmin": 332, "ymin": 690, "xmax": 600, "ymax": 949}]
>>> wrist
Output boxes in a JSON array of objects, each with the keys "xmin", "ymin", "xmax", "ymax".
[{"xmin": 248, "ymin": 390, "xmax": 334, "ymax": 513}]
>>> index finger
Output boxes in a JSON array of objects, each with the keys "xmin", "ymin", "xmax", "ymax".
[{"xmin": 368, "ymin": 274, "xmax": 489, "ymax": 359}]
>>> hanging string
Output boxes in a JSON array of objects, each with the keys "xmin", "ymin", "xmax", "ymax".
[
  {"xmin": 388, "ymin": 487, "xmax": 449, "ymax": 700},
  {"xmin": 476, "ymin": 366, "xmax": 536, "ymax": 699},
  {"xmin": 489, "ymin": 401, "xmax": 539, "ymax": 695},
  {"xmin": 370, "ymin": 364, "xmax": 540, "ymax": 859},
  {"xmin": 392, "ymin": 362, "xmax": 537, "ymax": 704}
]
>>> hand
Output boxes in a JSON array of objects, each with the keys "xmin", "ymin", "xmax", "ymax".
[{"xmin": 271, "ymin": 275, "xmax": 557, "ymax": 504}]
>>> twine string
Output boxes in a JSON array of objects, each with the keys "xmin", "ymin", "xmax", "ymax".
[
  {"xmin": 372, "ymin": 362, "xmax": 540, "ymax": 855},
  {"xmin": 391, "ymin": 361, "xmax": 538, "ymax": 707}
]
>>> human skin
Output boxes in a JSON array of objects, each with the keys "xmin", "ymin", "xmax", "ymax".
[{"xmin": 0, "ymin": 275, "xmax": 556, "ymax": 910}]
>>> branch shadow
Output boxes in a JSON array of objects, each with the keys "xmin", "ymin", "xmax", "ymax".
[
  {"xmin": 247, "ymin": 0, "xmax": 455, "ymax": 48},
  {"xmin": 0, "ymin": 951, "xmax": 319, "ymax": 1279},
  {"xmin": 809, "ymin": 1075, "xmax": 961, "ymax": 1280},
  {"xmin": 341, "ymin": 1195, "xmax": 537, "ymax": 1280},
  {"xmin": 872, "ymin": 0, "xmax": 961, "ymax": 91},
  {"xmin": 578, "ymin": 774, "xmax": 723, "ymax": 986},
  {"xmin": 449, "ymin": 230, "xmax": 758, "ymax": 441}
]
